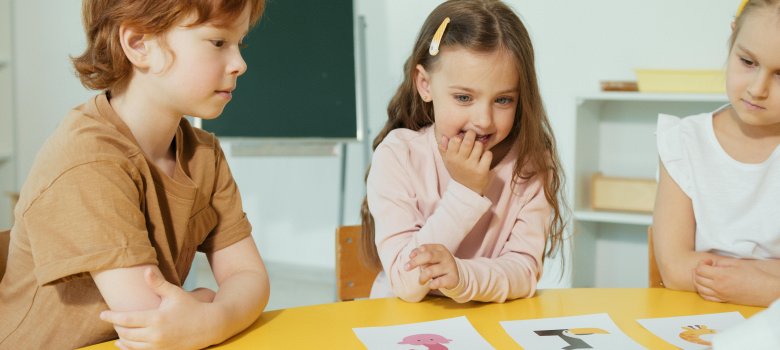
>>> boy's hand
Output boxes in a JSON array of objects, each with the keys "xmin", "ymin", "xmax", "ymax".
[
  {"xmin": 405, "ymin": 244, "xmax": 459, "ymax": 290},
  {"xmin": 100, "ymin": 268, "xmax": 219, "ymax": 350},
  {"xmin": 438, "ymin": 130, "xmax": 492, "ymax": 195}
]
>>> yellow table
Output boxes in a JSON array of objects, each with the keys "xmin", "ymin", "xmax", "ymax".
[{"xmin": 83, "ymin": 288, "xmax": 765, "ymax": 349}]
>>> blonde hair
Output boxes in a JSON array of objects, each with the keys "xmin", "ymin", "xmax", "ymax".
[
  {"xmin": 730, "ymin": 0, "xmax": 780, "ymax": 49},
  {"xmin": 72, "ymin": 0, "xmax": 265, "ymax": 92},
  {"xmin": 360, "ymin": 0, "xmax": 568, "ymax": 272}
]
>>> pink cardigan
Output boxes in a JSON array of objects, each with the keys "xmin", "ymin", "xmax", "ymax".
[{"xmin": 366, "ymin": 126, "xmax": 549, "ymax": 303}]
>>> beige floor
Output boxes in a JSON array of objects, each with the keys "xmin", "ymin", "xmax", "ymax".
[{"xmin": 184, "ymin": 253, "xmax": 337, "ymax": 311}]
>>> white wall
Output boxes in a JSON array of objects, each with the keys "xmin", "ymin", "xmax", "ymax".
[
  {"xmin": 13, "ymin": 0, "xmax": 92, "ymax": 182},
  {"xmin": 12, "ymin": 1, "xmax": 738, "ymax": 286}
]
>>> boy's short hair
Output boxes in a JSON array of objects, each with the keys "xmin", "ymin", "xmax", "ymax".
[{"xmin": 72, "ymin": 0, "xmax": 265, "ymax": 92}]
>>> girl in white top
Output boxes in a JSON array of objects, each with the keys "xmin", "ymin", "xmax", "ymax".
[{"xmin": 653, "ymin": 0, "xmax": 780, "ymax": 307}]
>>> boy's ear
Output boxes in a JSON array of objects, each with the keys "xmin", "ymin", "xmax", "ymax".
[
  {"xmin": 731, "ymin": 21, "xmax": 736, "ymax": 31},
  {"xmin": 414, "ymin": 64, "xmax": 432, "ymax": 102},
  {"xmin": 119, "ymin": 24, "xmax": 151, "ymax": 69}
]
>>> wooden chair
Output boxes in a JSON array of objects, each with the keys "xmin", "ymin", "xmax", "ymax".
[
  {"xmin": 336, "ymin": 225, "xmax": 381, "ymax": 301},
  {"xmin": 1, "ymin": 229, "xmax": 10, "ymax": 281},
  {"xmin": 648, "ymin": 226, "xmax": 664, "ymax": 288}
]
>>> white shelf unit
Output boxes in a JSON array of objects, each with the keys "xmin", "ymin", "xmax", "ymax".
[
  {"xmin": 571, "ymin": 92, "xmax": 727, "ymax": 288},
  {"xmin": 0, "ymin": 0, "xmax": 14, "ymax": 228}
]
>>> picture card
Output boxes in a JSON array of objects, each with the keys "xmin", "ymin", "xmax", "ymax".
[
  {"xmin": 353, "ymin": 316, "xmax": 494, "ymax": 350},
  {"xmin": 636, "ymin": 312, "xmax": 745, "ymax": 350},
  {"xmin": 500, "ymin": 313, "xmax": 645, "ymax": 350}
]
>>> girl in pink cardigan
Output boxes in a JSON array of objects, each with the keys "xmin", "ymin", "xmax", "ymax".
[{"xmin": 360, "ymin": 0, "xmax": 567, "ymax": 303}]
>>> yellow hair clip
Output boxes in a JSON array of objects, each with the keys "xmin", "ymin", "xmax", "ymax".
[
  {"xmin": 736, "ymin": 0, "xmax": 749, "ymax": 17},
  {"xmin": 429, "ymin": 17, "xmax": 451, "ymax": 56}
]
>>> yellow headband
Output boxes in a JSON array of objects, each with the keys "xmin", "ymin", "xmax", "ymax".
[
  {"xmin": 736, "ymin": 0, "xmax": 749, "ymax": 17},
  {"xmin": 429, "ymin": 17, "xmax": 451, "ymax": 56}
]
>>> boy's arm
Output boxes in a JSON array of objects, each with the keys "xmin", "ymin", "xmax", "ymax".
[
  {"xmin": 96, "ymin": 236, "xmax": 269, "ymax": 349},
  {"xmin": 91, "ymin": 265, "xmax": 163, "ymax": 312},
  {"xmin": 205, "ymin": 236, "xmax": 270, "ymax": 342},
  {"xmin": 652, "ymin": 162, "xmax": 721, "ymax": 291}
]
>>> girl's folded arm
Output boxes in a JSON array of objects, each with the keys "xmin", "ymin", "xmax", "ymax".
[
  {"xmin": 653, "ymin": 162, "xmax": 721, "ymax": 290},
  {"xmin": 368, "ymin": 145, "xmax": 491, "ymax": 302},
  {"xmin": 440, "ymin": 180, "xmax": 548, "ymax": 303}
]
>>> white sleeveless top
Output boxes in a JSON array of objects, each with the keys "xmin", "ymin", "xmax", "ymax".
[{"xmin": 656, "ymin": 107, "xmax": 780, "ymax": 258}]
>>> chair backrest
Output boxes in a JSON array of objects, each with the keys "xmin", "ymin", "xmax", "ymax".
[
  {"xmin": 0, "ymin": 229, "xmax": 10, "ymax": 281},
  {"xmin": 648, "ymin": 226, "xmax": 664, "ymax": 288},
  {"xmin": 336, "ymin": 225, "xmax": 381, "ymax": 301}
]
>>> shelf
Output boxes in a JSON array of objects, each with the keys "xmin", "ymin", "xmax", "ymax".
[
  {"xmin": 577, "ymin": 92, "xmax": 728, "ymax": 104},
  {"xmin": 574, "ymin": 209, "xmax": 652, "ymax": 226}
]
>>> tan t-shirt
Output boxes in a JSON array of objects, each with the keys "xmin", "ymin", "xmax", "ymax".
[{"xmin": 0, "ymin": 94, "xmax": 252, "ymax": 349}]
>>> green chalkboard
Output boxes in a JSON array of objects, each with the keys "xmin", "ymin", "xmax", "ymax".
[{"xmin": 203, "ymin": 0, "xmax": 356, "ymax": 139}]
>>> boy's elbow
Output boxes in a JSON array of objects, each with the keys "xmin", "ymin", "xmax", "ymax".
[{"xmin": 253, "ymin": 270, "xmax": 271, "ymax": 311}]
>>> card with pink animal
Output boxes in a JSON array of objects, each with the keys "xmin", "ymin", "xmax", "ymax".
[
  {"xmin": 352, "ymin": 316, "xmax": 494, "ymax": 350},
  {"xmin": 636, "ymin": 311, "xmax": 745, "ymax": 350},
  {"xmin": 500, "ymin": 313, "xmax": 646, "ymax": 350}
]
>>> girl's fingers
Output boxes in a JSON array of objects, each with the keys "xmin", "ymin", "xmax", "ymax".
[
  {"xmin": 422, "ymin": 263, "xmax": 448, "ymax": 281},
  {"xmin": 469, "ymin": 136, "xmax": 485, "ymax": 161},
  {"xmin": 418, "ymin": 266, "xmax": 432, "ymax": 284},
  {"xmin": 694, "ymin": 263, "xmax": 717, "ymax": 280},
  {"xmin": 693, "ymin": 268, "xmax": 715, "ymax": 289},
  {"xmin": 692, "ymin": 278, "xmax": 717, "ymax": 299},
  {"xmin": 418, "ymin": 261, "xmax": 453, "ymax": 285},
  {"xmin": 697, "ymin": 286, "xmax": 725, "ymax": 303},
  {"xmin": 429, "ymin": 273, "xmax": 458, "ymax": 290},
  {"xmin": 406, "ymin": 250, "xmax": 434, "ymax": 271},
  {"xmin": 693, "ymin": 270, "xmax": 725, "ymax": 302},
  {"xmin": 458, "ymin": 131, "xmax": 476, "ymax": 158},
  {"xmin": 446, "ymin": 134, "xmax": 462, "ymax": 159},
  {"xmin": 438, "ymin": 136, "xmax": 449, "ymax": 154},
  {"xmin": 478, "ymin": 150, "xmax": 493, "ymax": 170}
]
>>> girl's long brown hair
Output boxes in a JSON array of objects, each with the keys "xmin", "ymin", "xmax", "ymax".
[{"xmin": 360, "ymin": 0, "xmax": 568, "ymax": 273}]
